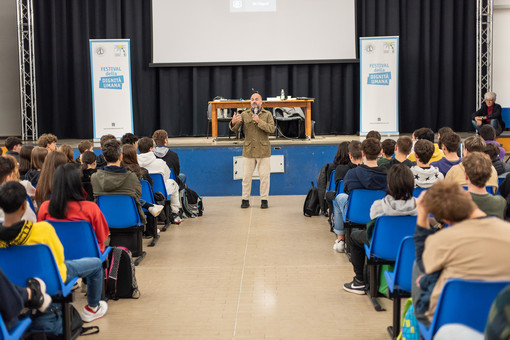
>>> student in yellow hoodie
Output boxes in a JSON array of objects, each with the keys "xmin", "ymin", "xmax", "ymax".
[
  {"xmin": 408, "ymin": 127, "xmax": 444, "ymax": 163},
  {"xmin": 0, "ymin": 181, "xmax": 107, "ymax": 323}
]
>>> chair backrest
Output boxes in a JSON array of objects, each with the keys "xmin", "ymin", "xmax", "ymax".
[
  {"xmin": 169, "ymin": 168, "xmax": 176, "ymax": 181},
  {"xmin": 26, "ymin": 195, "xmax": 35, "ymax": 213},
  {"xmin": 140, "ymin": 180, "xmax": 156, "ymax": 205},
  {"xmin": 428, "ymin": 279, "xmax": 510, "ymax": 336},
  {"xmin": 497, "ymin": 176, "xmax": 505, "ymax": 195},
  {"xmin": 1, "ymin": 313, "xmax": 31, "ymax": 340},
  {"xmin": 0, "ymin": 244, "xmax": 76, "ymax": 297},
  {"xmin": 366, "ymin": 215, "xmax": 417, "ymax": 261},
  {"xmin": 343, "ymin": 189, "xmax": 386, "ymax": 224},
  {"xmin": 462, "ymin": 186, "xmax": 494, "ymax": 195},
  {"xmin": 327, "ymin": 170, "xmax": 336, "ymax": 192},
  {"xmin": 412, "ymin": 187, "xmax": 427, "ymax": 198},
  {"xmin": 97, "ymin": 195, "xmax": 142, "ymax": 228},
  {"xmin": 336, "ymin": 180, "xmax": 344, "ymax": 195},
  {"xmin": 149, "ymin": 173, "xmax": 170, "ymax": 200},
  {"xmin": 48, "ymin": 220, "xmax": 108, "ymax": 261},
  {"xmin": 391, "ymin": 236, "xmax": 416, "ymax": 292}
]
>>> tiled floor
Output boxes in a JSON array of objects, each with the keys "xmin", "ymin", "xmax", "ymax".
[{"xmin": 75, "ymin": 196, "xmax": 394, "ymax": 339}]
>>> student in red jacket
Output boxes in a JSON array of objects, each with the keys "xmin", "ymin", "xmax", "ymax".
[{"xmin": 38, "ymin": 163, "xmax": 109, "ymax": 253}]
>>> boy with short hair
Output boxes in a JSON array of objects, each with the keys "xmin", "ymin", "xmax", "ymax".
[
  {"xmin": 76, "ymin": 140, "xmax": 94, "ymax": 163},
  {"xmin": 430, "ymin": 132, "xmax": 462, "ymax": 176},
  {"xmin": 4, "ymin": 137, "xmax": 22, "ymax": 163},
  {"xmin": 37, "ymin": 133, "xmax": 58, "ymax": 152},
  {"xmin": 377, "ymin": 139, "xmax": 396, "ymax": 166},
  {"xmin": 410, "ymin": 140, "xmax": 444, "ymax": 188},
  {"xmin": 381, "ymin": 136, "xmax": 416, "ymax": 169}
]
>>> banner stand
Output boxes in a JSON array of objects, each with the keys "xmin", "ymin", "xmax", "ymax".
[{"xmin": 359, "ymin": 36, "xmax": 399, "ymax": 135}]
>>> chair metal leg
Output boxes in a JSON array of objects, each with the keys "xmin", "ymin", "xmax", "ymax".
[
  {"xmin": 133, "ymin": 251, "xmax": 146, "ymax": 266},
  {"xmin": 62, "ymin": 302, "xmax": 72, "ymax": 340},
  {"xmin": 369, "ymin": 263, "xmax": 385, "ymax": 311},
  {"xmin": 161, "ymin": 201, "xmax": 171, "ymax": 231},
  {"xmin": 387, "ymin": 292, "xmax": 401, "ymax": 338}
]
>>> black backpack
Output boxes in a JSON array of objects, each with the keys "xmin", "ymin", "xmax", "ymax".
[
  {"xmin": 180, "ymin": 187, "xmax": 204, "ymax": 218},
  {"xmin": 303, "ymin": 182, "xmax": 320, "ymax": 217},
  {"xmin": 105, "ymin": 247, "xmax": 140, "ymax": 300}
]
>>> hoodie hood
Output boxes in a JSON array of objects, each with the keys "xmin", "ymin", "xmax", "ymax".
[
  {"xmin": 348, "ymin": 165, "xmax": 387, "ymax": 190},
  {"xmin": 379, "ymin": 195, "xmax": 418, "ymax": 216},
  {"xmin": 93, "ymin": 169, "xmax": 134, "ymax": 192},
  {"xmin": 153, "ymin": 146, "xmax": 169, "ymax": 158},
  {"xmin": 137, "ymin": 152, "xmax": 158, "ymax": 168}
]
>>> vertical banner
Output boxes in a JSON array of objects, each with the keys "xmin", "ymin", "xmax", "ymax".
[
  {"xmin": 90, "ymin": 39, "xmax": 133, "ymax": 139},
  {"xmin": 360, "ymin": 36, "xmax": 399, "ymax": 134}
]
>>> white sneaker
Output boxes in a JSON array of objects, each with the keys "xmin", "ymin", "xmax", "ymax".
[
  {"xmin": 81, "ymin": 300, "xmax": 108, "ymax": 323},
  {"xmin": 172, "ymin": 215, "xmax": 183, "ymax": 224},
  {"xmin": 333, "ymin": 239, "xmax": 345, "ymax": 253},
  {"xmin": 148, "ymin": 204, "xmax": 164, "ymax": 217}
]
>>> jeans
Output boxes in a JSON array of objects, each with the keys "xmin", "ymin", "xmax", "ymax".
[
  {"xmin": 333, "ymin": 193, "xmax": 349, "ymax": 235},
  {"xmin": 178, "ymin": 173, "xmax": 186, "ymax": 185},
  {"xmin": 65, "ymin": 258, "xmax": 102, "ymax": 307},
  {"xmin": 472, "ymin": 119, "xmax": 500, "ymax": 133}
]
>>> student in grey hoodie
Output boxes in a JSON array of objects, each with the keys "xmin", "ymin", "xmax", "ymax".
[
  {"xmin": 152, "ymin": 129, "xmax": 184, "ymax": 187},
  {"xmin": 410, "ymin": 139, "xmax": 444, "ymax": 188},
  {"xmin": 343, "ymin": 164, "xmax": 418, "ymax": 295}
]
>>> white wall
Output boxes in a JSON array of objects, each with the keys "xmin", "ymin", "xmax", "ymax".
[
  {"xmin": 494, "ymin": 0, "xmax": 510, "ymax": 107},
  {"xmin": 0, "ymin": 1, "xmax": 21, "ymax": 137}
]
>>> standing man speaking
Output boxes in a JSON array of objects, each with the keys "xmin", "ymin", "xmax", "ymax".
[{"xmin": 230, "ymin": 92, "xmax": 275, "ymax": 209}]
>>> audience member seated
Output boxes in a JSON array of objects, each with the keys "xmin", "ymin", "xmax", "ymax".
[
  {"xmin": 413, "ymin": 181, "xmax": 510, "ymax": 324},
  {"xmin": 4, "ymin": 136, "xmax": 22, "ymax": 163},
  {"xmin": 25, "ymin": 146, "xmax": 48, "ymax": 187},
  {"xmin": 380, "ymin": 136, "xmax": 416, "ymax": 170},
  {"xmin": 121, "ymin": 133, "xmax": 139, "ymax": 147},
  {"xmin": 410, "ymin": 140, "xmax": 444, "ymax": 188},
  {"xmin": 0, "ymin": 182, "xmax": 107, "ymax": 322},
  {"xmin": 484, "ymin": 143, "xmax": 509, "ymax": 176},
  {"xmin": 58, "ymin": 144, "xmax": 78, "ymax": 166},
  {"xmin": 408, "ymin": 127, "xmax": 444, "ymax": 163},
  {"xmin": 430, "ymin": 131, "xmax": 462, "ymax": 176},
  {"xmin": 436, "ymin": 127, "xmax": 454, "ymax": 148},
  {"xmin": 0, "ymin": 157, "xmax": 36, "ymax": 223},
  {"xmin": 76, "ymin": 140, "xmax": 94, "ymax": 163},
  {"xmin": 35, "ymin": 151, "xmax": 67, "ymax": 207},
  {"xmin": 366, "ymin": 130, "xmax": 382, "ymax": 141},
  {"xmin": 463, "ymin": 152, "xmax": 506, "ymax": 219},
  {"xmin": 479, "ymin": 124, "xmax": 505, "ymax": 160},
  {"xmin": 37, "ymin": 164, "xmax": 110, "ymax": 253},
  {"xmin": 472, "ymin": 92, "xmax": 504, "ymax": 135},
  {"xmin": 343, "ymin": 164, "xmax": 417, "ymax": 294},
  {"xmin": 136, "ymin": 138, "xmax": 181, "ymax": 223},
  {"xmin": 377, "ymin": 139, "xmax": 396, "ymax": 166},
  {"xmin": 445, "ymin": 135, "xmax": 499, "ymax": 192},
  {"xmin": 152, "ymin": 129, "xmax": 186, "ymax": 187},
  {"xmin": 334, "ymin": 141, "xmax": 362, "ymax": 188},
  {"xmin": 81, "ymin": 151, "xmax": 97, "ymax": 202},
  {"xmin": 91, "ymin": 139, "xmax": 147, "ymax": 225},
  {"xmin": 18, "ymin": 145, "xmax": 34, "ymax": 180},
  {"xmin": 0, "ymin": 268, "xmax": 51, "ymax": 331},
  {"xmin": 96, "ymin": 134, "xmax": 116, "ymax": 169},
  {"xmin": 121, "ymin": 143, "xmax": 164, "ymax": 217},
  {"xmin": 332, "ymin": 138, "xmax": 387, "ymax": 253},
  {"xmin": 37, "ymin": 133, "xmax": 58, "ymax": 153}
]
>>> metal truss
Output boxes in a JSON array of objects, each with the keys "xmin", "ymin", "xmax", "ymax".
[
  {"xmin": 16, "ymin": 0, "xmax": 38, "ymax": 140},
  {"xmin": 476, "ymin": 0, "xmax": 493, "ymax": 109}
]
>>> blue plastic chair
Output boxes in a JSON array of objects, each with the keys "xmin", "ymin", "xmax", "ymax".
[
  {"xmin": 140, "ymin": 180, "xmax": 160, "ymax": 246},
  {"xmin": 96, "ymin": 195, "xmax": 146, "ymax": 264},
  {"xmin": 412, "ymin": 187, "xmax": 427, "ymax": 198},
  {"xmin": 497, "ymin": 176, "xmax": 505, "ymax": 195},
  {"xmin": 384, "ymin": 236, "xmax": 416, "ymax": 338},
  {"xmin": 148, "ymin": 173, "xmax": 172, "ymax": 230},
  {"xmin": 418, "ymin": 279, "xmax": 510, "ymax": 340},
  {"xmin": 1, "ymin": 314, "xmax": 31, "ymax": 340},
  {"xmin": 364, "ymin": 215, "xmax": 417, "ymax": 311},
  {"xmin": 47, "ymin": 220, "xmax": 110, "ymax": 263},
  {"xmin": 26, "ymin": 195, "xmax": 35, "ymax": 213},
  {"xmin": 342, "ymin": 190, "xmax": 387, "ymax": 225},
  {"xmin": 0, "ymin": 244, "xmax": 79, "ymax": 340},
  {"xmin": 327, "ymin": 170, "xmax": 336, "ymax": 192},
  {"xmin": 336, "ymin": 180, "xmax": 344, "ymax": 195}
]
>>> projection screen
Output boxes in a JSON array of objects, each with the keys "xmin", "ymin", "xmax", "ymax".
[{"xmin": 151, "ymin": 0, "xmax": 357, "ymax": 66}]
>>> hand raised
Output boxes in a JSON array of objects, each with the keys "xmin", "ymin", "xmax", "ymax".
[{"xmin": 231, "ymin": 112, "xmax": 242, "ymax": 124}]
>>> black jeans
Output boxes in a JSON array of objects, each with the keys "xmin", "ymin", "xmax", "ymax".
[{"xmin": 349, "ymin": 229, "xmax": 369, "ymax": 282}]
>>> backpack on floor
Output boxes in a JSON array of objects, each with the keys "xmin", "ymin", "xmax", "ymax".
[
  {"xmin": 397, "ymin": 298, "xmax": 420, "ymax": 340},
  {"xmin": 180, "ymin": 187, "xmax": 204, "ymax": 218},
  {"xmin": 105, "ymin": 247, "xmax": 140, "ymax": 300},
  {"xmin": 303, "ymin": 182, "xmax": 320, "ymax": 217}
]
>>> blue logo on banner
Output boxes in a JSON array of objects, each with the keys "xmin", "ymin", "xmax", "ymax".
[
  {"xmin": 367, "ymin": 72, "xmax": 391, "ymax": 86},
  {"xmin": 99, "ymin": 76, "xmax": 124, "ymax": 90}
]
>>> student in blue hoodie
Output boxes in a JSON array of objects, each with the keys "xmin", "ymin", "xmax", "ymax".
[{"xmin": 332, "ymin": 138, "xmax": 388, "ymax": 253}]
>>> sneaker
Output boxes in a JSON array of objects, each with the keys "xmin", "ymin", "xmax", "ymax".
[
  {"xmin": 148, "ymin": 204, "xmax": 164, "ymax": 217},
  {"xmin": 81, "ymin": 300, "xmax": 108, "ymax": 323},
  {"xmin": 333, "ymin": 239, "xmax": 345, "ymax": 253},
  {"xmin": 261, "ymin": 200, "xmax": 268, "ymax": 209},
  {"xmin": 241, "ymin": 200, "xmax": 250, "ymax": 208},
  {"xmin": 343, "ymin": 278, "xmax": 366, "ymax": 295},
  {"xmin": 172, "ymin": 215, "xmax": 183, "ymax": 224},
  {"xmin": 26, "ymin": 277, "xmax": 52, "ymax": 312}
]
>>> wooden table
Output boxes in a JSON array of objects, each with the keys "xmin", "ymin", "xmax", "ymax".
[{"xmin": 208, "ymin": 99, "xmax": 314, "ymax": 141}]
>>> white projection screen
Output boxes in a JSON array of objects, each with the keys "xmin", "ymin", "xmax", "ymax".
[{"xmin": 151, "ymin": 0, "xmax": 357, "ymax": 66}]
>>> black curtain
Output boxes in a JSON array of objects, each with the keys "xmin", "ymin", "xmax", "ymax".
[{"xmin": 33, "ymin": 0, "xmax": 476, "ymax": 138}]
